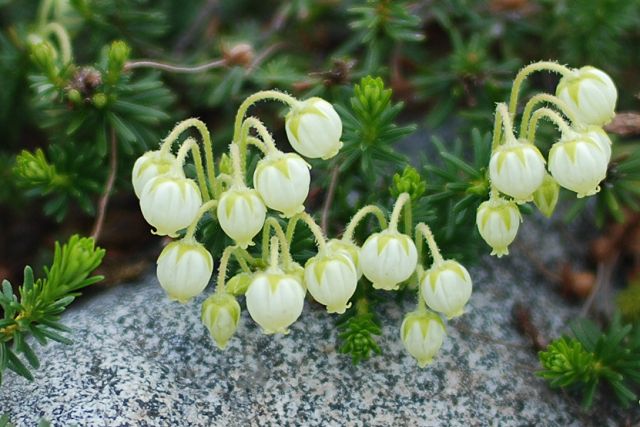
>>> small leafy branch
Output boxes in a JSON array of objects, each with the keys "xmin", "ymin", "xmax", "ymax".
[
  {"xmin": 539, "ymin": 315, "xmax": 640, "ymax": 409},
  {"xmin": 0, "ymin": 235, "xmax": 105, "ymax": 384}
]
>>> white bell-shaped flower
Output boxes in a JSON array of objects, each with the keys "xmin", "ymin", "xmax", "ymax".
[
  {"xmin": 421, "ymin": 260, "xmax": 472, "ymax": 319},
  {"xmin": 217, "ymin": 187, "xmax": 267, "ymax": 248},
  {"xmin": 401, "ymin": 310, "xmax": 446, "ymax": 368},
  {"xmin": 548, "ymin": 133, "xmax": 609, "ymax": 198},
  {"xmin": 285, "ymin": 97, "xmax": 343, "ymax": 159},
  {"xmin": 304, "ymin": 250, "xmax": 358, "ymax": 314},
  {"xmin": 326, "ymin": 239, "xmax": 362, "ymax": 278},
  {"xmin": 556, "ymin": 66, "xmax": 617, "ymax": 126},
  {"xmin": 156, "ymin": 239, "xmax": 213, "ymax": 303},
  {"xmin": 253, "ymin": 152, "xmax": 310, "ymax": 217},
  {"xmin": 201, "ymin": 292, "xmax": 241, "ymax": 349},
  {"xmin": 584, "ymin": 126, "xmax": 612, "ymax": 163},
  {"xmin": 489, "ymin": 139, "xmax": 546, "ymax": 202},
  {"xmin": 245, "ymin": 268, "xmax": 306, "ymax": 334},
  {"xmin": 140, "ymin": 175, "xmax": 202, "ymax": 237},
  {"xmin": 132, "ymin": 150, "xmax": 183, "ymax": 198},
  {"xmin": 476, "ymin": 198, "xmax": 521, "ymax": 257},
  {"xmin": 360, "ymin": 230, "xmax": 418, "ymax": 290}
]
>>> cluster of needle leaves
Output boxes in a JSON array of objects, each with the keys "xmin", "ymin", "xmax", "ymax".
[
  {"xmin": 12, "ymin": 39, "xmax": 173, "ymax": 221},
  {"xmin": 538, "ymin": 315, "xmax": 640, "ymax": 409},
  {"xmin": 0, "ymin": 235, "xmax": 104, "ymax": 384}
]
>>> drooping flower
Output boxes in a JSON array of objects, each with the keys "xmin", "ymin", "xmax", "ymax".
[
  {"xmin": 476, "ymin": 198, "xmax": 521, "ymax": 257},
  {"xmin": 201, "ymin": 292, "xmax": 241, "ymax": 349},
  {"xmin": 420, "ymin": 260, "xmax": 473, "ymax": 319},
  {"xmin": 304, "ymin": 251, "xmax": 358, "ymax": 314},
  {"xmin": 253, "ymin": 152, "xmax": 310, "ymax": 217},
  {"xmin": 401, "ymin": 310, "xmax": 446, "ymax": 368},
  {"xmin": 217, "ymin": 187, "xmax": 266, "ymax": 248},
  {"xmin": 360, "ymin": 230, "xmax": 418, "ymax": 290},
  {"xmin": 556, "ymin": 66, "xmax": 617, "ymax": 126},
  {"xmin": 285, "ymin": 97, "xmax": 343, "ymax": 159},
  {"xmin": 132, "ymin": 150, "xmax": 183, "ymax": 198},
  {"xmin": 156, "ymin": 239, "xmax": 213, "ymax": 303},
  {"xmin": 140, "ymin": 175, "xmax": 202, "ymax": 237},
  {"xmin": 489, "ymin": 139, "xmax": 546, "ymax": 202},
  {"xmin": 326, "ymin": 239, "xmax": 362, "ymax": 278},
  {"xmin": 583, "ymin": 126, "xmax": 612, "ymax": 164},
  {"xmin": 548, "ymin": 132, "xmax": 609, "ymax": 198},
  {"xmin": 245, "ymin": 268, "xmax": 306, "ymax": 334}
]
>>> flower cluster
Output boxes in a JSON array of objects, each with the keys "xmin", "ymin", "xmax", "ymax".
[
  {"xmin": 131, "ymin": 91, "xmax": 472, "ymax": 367},
  {"xmin": 477, "ymin": 62, "xmax": 617, "ymax": 256}
]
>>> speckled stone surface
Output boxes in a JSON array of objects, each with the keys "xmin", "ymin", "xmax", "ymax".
[{"xmin": 1, "ymin": 216, "xmax": 637, "ymax": 426}]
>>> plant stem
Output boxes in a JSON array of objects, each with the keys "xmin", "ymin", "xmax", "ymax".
[
  {"xmin": 124, "ymin": 58, "xmax": 227, "ymax": 73},
  {"xmin": 491, "ymin": 105, "xmax": 504, "ymax": 152},
  {"xmin": 508, "ymin": 61, "xmax": 572, "ymax": 116},
  {"xmin": 41, "ymin": 22, "xmax": 72, "ymax": 64},
  {"xmin": 269, "ymin": 236, "xmax": 280, "ymax": 268},
  {"xmin": 229, "ymin": 143, "xmax": 245, "ymax": 187},
  {"xmin": 416, "ymin": 223, "xmax": 444, "ymax": 266},
  {"xmin": 416, "ymin": 273, "xmax": 427, "ymax": 312},
  {"xmin": 246, "ymin": 137, "xmax": 269, "ymax": 155},
  {"xmin": 184, "ymin": 200, "xmax": 218, "ymax": 240},
  {"xmin": 232, "ymin": 90, "xmax": 298, "ymax": 145},
  {"xmin": 215, "ymin": 245, "xmax": 237, "ymax": 294},
  {"xmin": 342, "ymin": 205, "xmax": 388, "ymax": 242},
  {"xmin": 37, "ymin": 0, "xmax": 54, "ymax": 27},
  {"xmin": 321, "ymin": 165, "xmax": 339, "ymax": 234},
  {"xmin": 519, "ymin": 93, "xmax": 578, "ymax": 137},
  {"xmin": 160, "ymin": 118, "xmax": 218, "ymax": 198},
  {"xmin": 261, "ymin": 217, "xmax": 294, "ymax": 268},
  {"xmin": 527, "ymin": 107, "xmax": 573, "ymax": 142},
  {"xmin": 90, "ymin": 127, "xmax": 117, "ymax": 242},
  {"xmin": 176, "ymin": 138, "xmax": 210, "ymax": 201},
  {"xmin": 497, "ymin": 103, "xmax": 517, "ymax": 144},
  {"xmin": 241, "ymin": 117, "xmax": 277, "ymax": 152},
  {"xmin": 292, "ymin": 212, "xmax": 327, "ymax": 252},
  {"xmin": 388, "ymin": 193, "xmax": 411, "ymax": 233}
]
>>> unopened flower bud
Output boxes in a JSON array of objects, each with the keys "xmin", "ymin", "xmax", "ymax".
[
  {"xmin": 421, "ymin": 260, "xmax": 472, "ymax": 319},
  {"xmin": 549, "ymin": 133, "xmax": 608, "ymax": 198},
  {"xmin": 532, "ymin": 173, "xmax": 560, "ymax": 218},
  {"xmin": 476, "ymin": 198, "xmax": 521, "ymax": 257},
  {"xmin": 253, "ymin": 152, "xmax": 310, "ymax": 217},
  {"xmin": 489, "ymin": 139, "xmax": 546, "ymax": 202},
  {"xmin": 326, "ymin": 239, "xmax": 362, "ymax": 278},
  {"xmin": 556, "ymin": 66, "xmax": 617, "ymax": 126},
  {"xmin": 304, "ymin": 251, "xmax": 357, "ymax": 314},
  {"xmin": 360, "ymin": 230, "xmax": 418, "ymax": 290},
  {"xmin": 157, "ymin": 239, "xmax": 213, "ymax": 303},
  {"xmin": 401, "ymin": 310, "xmax": 446, "ymax": 368},
  {"xmin": 285, "ymin": 97, "xmax": 342, "ymax": 159},
  {"xmin": 245, "ymin": 269, "xmax": 306, "ymax": 334},
  {"xmin": 217, "ymin": 187, "xmax": 266, "ymax": 248},
  {"xmin": 140, "ymin": 175, "xmax": 202, "ymax": 237},
  {"xmin": 132, "ymin": 150, "xmax": 183, "ymax": 198},
  {"xmin": 201, "ymin": 292, "xmax": 241, "ymax": 349}
]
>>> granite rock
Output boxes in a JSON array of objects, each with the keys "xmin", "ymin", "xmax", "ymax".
[{"xmin": 0, "ymin": 216, "xmax": 637, "ymax": 426}]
